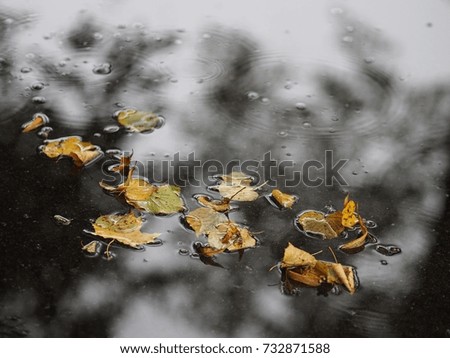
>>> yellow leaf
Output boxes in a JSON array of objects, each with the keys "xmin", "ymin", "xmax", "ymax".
[
  {"xmin": 22, "ymin": 113, "xmax": 49, "ymax": 132},
  {"xmin": 216, "ymin": 171, "xmax": 254, "ymax": 186},
  {"xmin": 342, "ymin": 199, "xmax": 358, "ymax": 228},
  {"xmin": 210, "ymin": 183, "xmax": 260, "ymax": 201},
  {"xmin": 340, "ymin": 215, "xmax": 368, "ymax": 251},
  {"xmin": 194, "ymin": 194, "xmax": 230, "ymax": 212},
  {"xmin": 324, "ymin": 211, "xmax": 345, "ymax": 236},
  {"xmin": 82, "ymin": 241, "xmax": 100, "ymax": 254},
  {"xmin": 41, "ymin": 136, "xmax": 102, "ymax": 167},
  {"xmin": 91, "ymin": 212, "xmax": 160, "ymax": 249},
  {"xmin": 297, "ymin": 210, "xmax": 338, "ymax": 239},
  {"xmin": 271, "ymin": 189, "xmax": 297, "ymax": 209},
  {"xmin": 281, "ymin": 243, "xmax": 317, "ymax": 269},
  {"xmin": 115, "ymin": 108, "xmax": 163, "ymax": 133},
  {"xmin": 185, "ymin": 207, "xmax": 228, "ymax": 236}
]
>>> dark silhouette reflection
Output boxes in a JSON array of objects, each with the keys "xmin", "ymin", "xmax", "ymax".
[{"xmin": 1, "ymin": 4, "xmax": 450, "ymax": 338}]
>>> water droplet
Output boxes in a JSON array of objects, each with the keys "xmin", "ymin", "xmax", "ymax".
[
  {"xmin": 93, "ymin": 63, "xmax": 112, "ymax": 75},
  {"xmin": 302, "ymin": 121, "xmax": 311, "ymax": 128},
  {"xmin": 105, "ymin": 148, "xmax": 123, "ymax": 156},
  {"xmin": 331, "ymin": 116, "xmax": 339, "ymax": 121},
  {"xmin": 365, "ymin": 220, "xmax": 377, "ymax": 228},
  {"xmin": 93, "ymin": 133, "xmax": 101, "ymax": 137},
  {"xmin": 197, "ymin": 78, "xmax": 204, "ymax": 84},
  {"xmin": 352, "ymin": 171, "xmax": 358, "ymax": 175},
  {"xmin": 260, "ymin": 97, "xmax": 269, "ymax": 103},
  {"xmin": 281, "ymin": 145, "xmax": 287, "ymax": 149},
  {"xmin": 37, "ymin": 126, "xmax": 53, "ymax": 139},
  {"xmin": 295, "ymin": 102, "xmax": 306, "ymax": 110},
  {"xmin": 364, "ymin": 57, "xmax": 374, "ymax": 64},
  {"xmin": 247, "ymin": 91, "xmax": 259, "ymax": 100},
  {"xmin": 32, "ymin": 96, "xmax": 46, "ymax": 104},
  {"xmin": 284, "ymin": 84, "xmax": 292, "ymax": 90},
  {"xmin": 178, "ymin": 248, "xmax": 190, "ymax": 256},
  {"xmin": 286, "ymin": 153, "xmax": 292, "ymax": 157},
  {"xmin": 59, "ymin": 61, "xmax": 66, "ymax": 67},
  {"xmin": 20, "ymin": 67, "xmax": 32, "ymax": 73},
  {"xmin": 174, "ymin": 39, "xmax": 183, "ymax": 45},
  {"xmin": 375, "ymin": 244, "xmax": 402, "ymax": 256},
  {"xmin": 277, "ymin": 130, "xmax": 288, "ymax": 137},
  {"xmin": 115, "ymin": 102, "xmax": 125, "ymax": 108},
  {"xmin": 170, "ymin": 78, "xmax": 178, "ymax": 83},
  {"xmin": 93, "ymin": 32, "xmax": 103, "ymax": 40},
  {"xmin": 380, "ymin": 260, "xmax": 388, "ymax": 265},
  {"xmin": 4, "ymin": 18, "xmax": 14, "ymax": 25},
  {"xmin": 426, "ymin": 22, "xmax": 433, "ymax": 27},
  {"xmin": 329, "ymin": 128, "xmax": 336, "ymax": 133},
  {"xmin": 103, "ymin": 125, "xmax": 120, "ymax": 133},
  {"xmin": 31, "ymin": 82, "xmax": 45, "ymax": 90}
]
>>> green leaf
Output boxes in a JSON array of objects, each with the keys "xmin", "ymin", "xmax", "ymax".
[{"xmin": 142, "ymin": 185, "xmax": 184, "ymax": 215}]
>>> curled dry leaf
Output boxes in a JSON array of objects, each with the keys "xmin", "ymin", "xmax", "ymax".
[
  {"xmin": 194, "ymin": 194, "xmax": 230, "ymax": 212},
  {"xmin": 22, "ymin": 113, "xmax": 49, "ymax": 132},
  {"xmin": 281, "ymin": 243, "xmax": 356, "ymax": 294},
  {"xmin": 114, "ymin": 108, "xmax": 164, "ymax": 133},
  {"xmin": 41, "ymin": 136, "xmax": 102, "ymax": 167},
  {"xmin": 271, "ymin": 189, "xmax": 297, "ymax": 209},
  {"xmin": 100, "ymin": 168, "xmax": 184, "ymax": 215},
  {"xmin": 90, "ymin": 212, "xmax": 160, "ymax": 249},
  {"xmin": 82, "ymin": 240, "xmax": 100, "ymax": 254},
  {"xmin": 340, "ymin": 215, "xmax": 368, "ymax": 251}
]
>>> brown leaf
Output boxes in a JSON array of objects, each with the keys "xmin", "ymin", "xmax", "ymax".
[
  {"xmin": 82, "ymin": 241, "xmax": 100, "ymax": 254},
  {"xmin": 185, "ymin": 207, "xmax": 228, "ymax": 236},
  {"xmin": 271, "ymin": 189, "xmax": 297, "ymax": 209},
  {"xmin": 91, "ymin": 212, "xmax": 160, "ymax": 249},
  {"xmin": 324, "ymin": 211, "xmax": 345, "ymax": 236},
  {"xmin": 22, "ymin": 113, "xmax": 49, "ymax": 132},
  {"xmin": 340, "ymin": 215, "xmax": 368, "ymax": 251},
  {"xmin": 297, "ymin": 210, "xmax": 338, "ymax": 239},
  {"xmin": 210, "ymin": 183, "xmax": 260, "ymax": 201},
  {"xmin": 216, "ymin": 171, "xmax": 254, "ymax": 186},
  {"xmin": 281, "ymin": 242, "xmax": 316, "ymax": 269},
  {"xmin": 194, "ymin": 194, "xmax": 230, "ymax": 212}
]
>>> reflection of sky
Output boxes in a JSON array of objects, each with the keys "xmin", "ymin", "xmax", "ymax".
[{"xmin": 1, "ymin": 0, "xmax": 450, "ymax": 338}]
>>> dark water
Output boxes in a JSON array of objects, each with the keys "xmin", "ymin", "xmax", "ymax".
[{"xmin": 1, "ymin": 0, "xmax": 450, "ymax": 337}]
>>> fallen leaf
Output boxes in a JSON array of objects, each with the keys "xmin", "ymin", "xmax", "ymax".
[
  {"xmin": 216, "ymin": 171, "xmax": 254, "ymax": 186},
  {"xmin": 114, "ymin": 108, "xmax": 163, "ymax": 133},
  {"xmin": 41, "ymin": 136, "xmax": 102, "ymax": 167},
  {"xmin": 281, "ymin": 243, "xmax": 357, "ymax": 294},
  {"xmin": 324, "ymin": 211, "xmax": 345, "ymax": 236},
  {"xmin": 194, "ymin": 194, "xmax": 231, "ymax": 212},
  {"xmin": 185, "ymin": 207, "xmax": 228, "ymax": 236},
  {"xmin": 297, "ymin": 210, "xmax": 338, "ymax": 239},
  {"xmin": 342, "ymin": 199, "xmax": 358, "ymax": 228},
  {"xmin": 100, "ymin": 168, "xmax": 184, "ymax": 215},
  {"xmin": 110, "ymin": 151, "xmax": 133, "ymax": 175},
  {"xmin": 210, "ymin": 183, "xmax": 261, "ymax": 201},
  {"xmin": 281, "ymin": 242, "xmax": 316, "ymax": 269},
  {"xmin": 82, "ymin": 240, "xmax": 100, "ymax": 254},
  {"xmin": 340, "ymin": 215, "xmax": 368, "ymax": 251},
  {"xmin": 22, "ymin": 113, "xmax": 49, "ymax": 132},
  {"xmin": 271, "ymin": 189, "xmax": 297, "ymax": 209},
  {"xmin": 90, "ymin": 212, "xmax": 160, "ymax": 249}
]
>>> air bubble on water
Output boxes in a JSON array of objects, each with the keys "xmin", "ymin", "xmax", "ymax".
[
  {"xmin": 20, "ymin": 67, "xmax": 32, "ymax": 73},
  {"xmin": 174, "ymin": 39, "xmax": 183, "ymax": 45},
  {"xmin": 277, "ymin": 130, "xmax": 288, "ymax": 137},
  {"xmin": 365, "ymin": 220, "xmax": 377, "ymax": 228},
  {"xmin": 31, "ymin": 82, "xmax": 45, "ymax": 90},
  {"xmin": 302, "ymin": 121, "xmax": 311, "ymax": 128},
  {"xmin": 286, "ymin": 153, "xmax": 292, "ymax": 157},
  {"xmin": 284, "ymin": 84, "xmax": 292, "ymax": 90},
  {"xmin": 93, "ymin": 63, "xmax": 112, "ymax": 75},
  {"xmin": 247, "ymin": 91, "xmax": 259, "ymax": 100},
  {"xmin": 281, "ymin": 145, "xmax": 287, "ymax": 149},
  {"xmin": 260, "ymin": 97, "xmax": 269, "ymax": 103},
  {"xmin": 375, "ymin": 244, "xmax": 402, "ymax": 256},
  {"xmin": 295, "ymin": 102, "xmax": 306, "ymax": 110},
  {"xmin": 364, "ymin": 57, "xmax": 374, "ymax": 64},
  {"xmin": 37, "ymin": 126, "xmax": 53, "ymax": 139},
  {"xmin": 178, "ymin": 248, "xmax": 190, "ymax": 256},
  {"xmin": 352, "ymin": 171, "xmax": 358, "ymax": 175},
  {"xmin": 380, "ymin": 260, "xmax": 388, "ymax": 265},
  {"xmin": 103, "ymin": 125, "xmax": 120, "ymax": 133},
  {"xmin": 115, "ymin": 102, "xmax": 125, "ymax": 108},
  {"xmin": 32, "ymin": 96, "xmax": 46, "ymax": 104},
  {"xmin": 105, "ymin": 148, "xmax": 123, "ymax": 156},
  {"xmin": 329, "ymin": 128, "xmax": 336, "ymax": 133}
]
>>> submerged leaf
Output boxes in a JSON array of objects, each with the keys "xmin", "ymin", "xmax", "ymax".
[
  {"xmin": 41, "ymin": 136, "xmax": 102, "ymax": 167},
  {"xmin": 22, "ymin": 113, "xmax": 49, "ymax": 132},
  {"xmin": 91, "ymin": 212, "xmax": 160, "ymax": 248},
  {"xmin": 271, "ymin": 189, "xmax": 297, "ymax": 209},
  {"xmin": 114, "ymin": 108, "xmax": 163, "ymax": 133}
]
